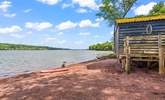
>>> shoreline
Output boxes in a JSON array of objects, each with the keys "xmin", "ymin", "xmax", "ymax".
[
  {"xmin": 0, "ymin": 58, "xmax": 165, "ymax": 100},
  {"xmin": 0, "ymin": 50, "xmax": 111, "ymax": 78},
  {"xmin": 0, "ymin": 58, "xmax": 99, "ymax": 79}
]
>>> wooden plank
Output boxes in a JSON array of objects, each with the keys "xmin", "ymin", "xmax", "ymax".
[
  {"xmin": 115, "ymin": 25, "xmax": 120, "ymax": 57},
  {"xmin": 131, "ymin": 58, "xmax": 158, "ymax": 62},
  {"xmin": 128, "ymin": 35, "xmax": 158, "ymax": 40},
  {"xmin": 119, "ymin": 27, "xmax": 145, "ymax": 31},
  {"xmin": 158, "ymin": 34, "xmax": 165, "ymax": 74},
  {"xmin": 130, "ymin": 51, "xmax": 158, "ymax": 55},
  {"xmin": 130, "ymin": 46, "xmax": 158, "ymax": 49},
  {"xmin": 120, "ymin": 29, "xmax": 165, "ymax": 34},
  {"xmin": 125, "ymin": 36, "xmax": 130, "ymax": 74},
  {"xmin": 129, "ymin": 44, "xmax": 158, "ymax": 47},
  {"xmin": 130, "ymin": 49, "xmax": 158, "ymax": 52},
  {"xmin": 130, "ymin": 54, "xmax": 159, "ymax": 58},
  {"xmin": 119, "ymin": 20, "xmax": 165, "ymax": 28},
  {"xmin": 119, "ymin": 34, "xmax": 165, "ymax": 74}
]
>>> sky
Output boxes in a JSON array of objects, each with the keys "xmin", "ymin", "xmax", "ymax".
[{"xmin": 0, "ymin": 0, "xmax": 164, "ymax": 49}]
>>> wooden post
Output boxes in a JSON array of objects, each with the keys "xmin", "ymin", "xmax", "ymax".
[
  {"xmin": 115, "ymin": 25, "xmax": 120, "ymax": 57},
  {"xmin": 125, "ymin": 36, "xmax": 130, "ymax": 74},
  {"xmin": 158, "ymin": 34, "xmax": 165, "ymax": 74},
  {"xmin": 124, "ymin": 39, "xmax": 126, "ymax": 54}
]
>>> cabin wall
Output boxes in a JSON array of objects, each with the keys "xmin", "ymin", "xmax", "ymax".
[{"xmin": 115, "ymin": 20, "xmax": 165, "ymax": 56}]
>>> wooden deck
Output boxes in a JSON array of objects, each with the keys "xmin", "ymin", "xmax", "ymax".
[{"xmin": 120, "ymin": 34, "xmax": 165, "ymax": 74}]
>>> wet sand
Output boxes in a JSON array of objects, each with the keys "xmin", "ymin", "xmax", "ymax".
[{"xmin": 0, "ymin": 59, "xmax": 165, "ymax": 100}]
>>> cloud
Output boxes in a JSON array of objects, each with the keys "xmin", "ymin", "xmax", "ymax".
[
  {"xmin": 56, "ymin": 19, "xmax": 100, "ymax": 30},
  {"xmin": 57, "ymin": 32, "xmax": 64, "ymax": 35},
  {"xmin": 76, "ymin": 8, "xmax": 88, "ymax": 13},
  {"xmin": 44, "ymin": 37, "xmax": 56, "ymax": 43},
  {"xmin": 0, "ymin": 1, "xmax": 11, "ymax": 12},
  {"xmin": 72, "ymin": 0, "xmax": 98, "ymax": 10},
  {"xmin": 110, "ymin": 31, "xmax": 114, "ymax": 35},
  {"xmin": 0, "ymin": 25, "xmax": 26, "ymax": 39},
  {"xmin": 0, "ymin": 1, "xmax": 17, "ymax": 18},
  {"xmin": 37, "ymin": 0, "xmax": 59, "ymax": 5},
  {"xmin": 25, "ymin": 22, "xmax": 53, "ymax": 31},
  {"xmin": 0, "ymin": 25, "xmax": 22, "ymax": 34},
  {"xmin": 134, "ymin": 2, "xmax": 157, "ymax": 15},
  {"xmin": 3, "ymin": 13, "xmax": 16, "ymax": 18},
  {"xmin": 95, "ymin": 17, "xmax": 104, "ymax": 23},
  {"xmin": 56, "ymin": 21, "xmax": 77, "ymax": 30},
  {"xmin": 79, "ymin": 32, "xmax": 90, "ymax": 36},
  {"xmin": 62, "ymin": 3, "xmax": 73, "ymax": 9},
  {"xmin": 79, "ymin": 19, "xmax": 99, "ymax": 28},
  {"xmin": 24, "ymin": 9, "xmax": 32, "ymax": 13}
]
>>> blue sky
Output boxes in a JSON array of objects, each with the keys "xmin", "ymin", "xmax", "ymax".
[{"xmin": 0, "ymin": 0, "xmax": 164, "ymax": 49}]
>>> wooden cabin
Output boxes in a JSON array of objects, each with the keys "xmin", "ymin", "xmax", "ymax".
[{"xmin": 114, "ymin": 15, "xmax": 165, "ymax": 74}]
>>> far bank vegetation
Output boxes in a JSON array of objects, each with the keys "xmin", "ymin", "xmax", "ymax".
[{"xmin": 89, "ymin": 41, "xmax": 114, "ymax": 51}]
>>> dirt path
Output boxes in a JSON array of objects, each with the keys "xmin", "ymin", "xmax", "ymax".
[{"xmin": 0, "ymin": 59, "xmax": 165, "ymax": 100}]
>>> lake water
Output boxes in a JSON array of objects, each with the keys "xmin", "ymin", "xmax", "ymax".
[{"xmin": 0, "ymin": 50, "xmax": 111, "ymax": 77}]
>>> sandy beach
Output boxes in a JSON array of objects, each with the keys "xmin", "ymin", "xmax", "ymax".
[{"xmin": 0, "ymin": 59, "xmax": 165, "ymax": 100}]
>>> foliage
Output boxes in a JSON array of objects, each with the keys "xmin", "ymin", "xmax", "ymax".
[
  {"xmin": 134, "ymin": 2, "xmax": 165, "ymax": 18},
  {"xmin": 0, "ymin": 43, "xmax": 67, "ymax": 50},
  {"xmin": 89, "ymin": 41, "xmax": 114, "ymax": 51},
  {"xmin": 97, "ymin": 0, "xmax": 137, "ymax": 25},
  {"xmin": 149, "ymin": 1, "xmax": 165, "ymax": 16}
]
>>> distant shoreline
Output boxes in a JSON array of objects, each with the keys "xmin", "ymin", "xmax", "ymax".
[{"xmin": 0, "ymin": 43, "xmax": 70, "ymax": 50}]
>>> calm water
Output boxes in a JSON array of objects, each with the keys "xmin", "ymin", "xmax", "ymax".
[{"xmin": 0, "ymin": 50, "xmax": 110, "ymax": 77}]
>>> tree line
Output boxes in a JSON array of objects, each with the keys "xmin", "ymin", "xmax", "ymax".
[
  {"xmin": 0, "ymin": 43, "xmax": 67, "ymax": 50},
  {"xmin": 89, "ymin": 41, "xmax": 114, "ymax": 51}
]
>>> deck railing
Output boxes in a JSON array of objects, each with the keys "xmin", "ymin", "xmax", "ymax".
[{"xmin": 121, "ymin": 34, "xmax": 165, "ymax": 74}]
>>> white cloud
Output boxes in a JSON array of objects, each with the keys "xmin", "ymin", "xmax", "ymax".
[
  {"xmin": 79, "ymin": 32, "xmax": 90, "ymax": 36},
  {"xmin": 95, "ymin": 17, "xmax": 104, "ymax": 23},
  {"xmin": 72, "ymin": 0, "xmax": 98, "ymax": 10},
  {"xmin": 3, "ymin": 13, "xmax": 16, "ymax": 18},
  {"xmin": 110, "ymin": 31, "xmax": 113, "ymax": 35},
  {"xmin": 0, "ymin": 1, "xmax": 11, "ymax": 12},
  {"xmin": 79, "ymin": 19, "xmax": 99, "ymax": 28},
  {"xmin": 57, "ymin": 32, "xmax": 64, "ymax": 35},
  {"xmin": 0, "ymin": 1, "xmax": 17, "ymax": 18},
  {"xmin": 62, "ymin": 3, "xmax": 73, "ymax": 9},
  {"xmin": 24, "ymin": 9, "xmax": 32, "ymax": 13},
  {"xmin": 25, "ymin": 22, "xmax": 53, "ymax": 31},
  {"xmin": 76, "ymin": 8, "xmax": 88, "ymax": 13},
  {"xmin": 37, "ymin": 0, "xmax": 59, "ymax": 5},
  {"xmin": 56, "ymin": 21, "xmax": 77, "ymax": 30},
  {"xmin": 0, "ymin": 26, "xmax": 22, "ymax": 34},
  {"xmin": 134, "ymin": 2, "xmax": 157, "ymax": 15}
]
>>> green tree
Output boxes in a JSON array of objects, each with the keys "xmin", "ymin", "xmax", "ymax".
[
  {"xmin": 149, "ymin": 1, "xmax": 165, "ymax": 15},
  {"xmin": 89, "ymin": 41, "xmax": 114, "ymax": 51},
  {"xmin": 97, "ymin": 0, "xmax": 137, "ymax": 25}
]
